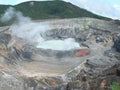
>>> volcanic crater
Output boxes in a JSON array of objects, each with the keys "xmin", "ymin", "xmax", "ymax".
[{"xmin": 0, "ymin": 18, "xmax": 120, "ymax": 90}]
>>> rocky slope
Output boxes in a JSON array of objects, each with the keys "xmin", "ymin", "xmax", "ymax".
[{"xmin": 0, "ymin": 18, "xmax": 120, "ymax": 90}]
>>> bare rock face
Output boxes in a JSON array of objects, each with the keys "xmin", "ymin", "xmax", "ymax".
[
  {"xmin": 114, "ymin": 36, "xmax": 120, "ymax": 52},
  {"xmin": 0, "ymin": 72, "xmax": 24, "ymax": 90},
  {"xmin": 0, "ymin": 18, "xmax": 120, "ymax": 90}
]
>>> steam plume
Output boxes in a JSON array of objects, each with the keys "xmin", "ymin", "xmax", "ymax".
[
  {"xmin": 1, "ymin": 7, "xmax": 50, "ymax": 44},
  {"xmin": 1, "ymin": 7, "xmax": 15, "ymax": 22},
  {"xmin": 1, "ymin": 7, "xmax": 81, "ymax": 50}
]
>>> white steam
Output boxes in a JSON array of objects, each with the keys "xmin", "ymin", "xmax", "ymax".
[
  {"xmin": 37, "ymin": 38, "xmax": 81, "ymax": 50},
  {"xmin": 1, "ymin": 7, "xmax": 82, "ymax": 50},
  {"xmin": 10, "ymin": 22, "xmax": 49, "ymax": 43},
  {"xmin": 1, "ymin": 7, "xmax": 15, "ymax": 22},
  {"xmin": 1, "ymin": 7, "xmax": 49, "ymax": 44}
]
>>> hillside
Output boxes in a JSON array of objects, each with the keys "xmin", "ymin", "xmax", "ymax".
[
  {"xmin": 0, "ymin": 1, "xmax": 111, "ymax": 26},
  {"xmin": 14, "ymin": 1, "xmax": 110, "ymax": 20}
]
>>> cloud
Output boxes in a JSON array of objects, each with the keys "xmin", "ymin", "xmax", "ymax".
[
  {"xmin": 64, "ymin": 0, "xmax": 120, "ymax": 19},
  {"xmin": 15, "ymin": 0, "xmax": 33, "ymax": 4},
  {"xmin": 0, "ymin": 0, "xmax": 9, "ymax": 5},
  {"xmin": 15, "ymin": 0, "xmax": 50, "ymax": 5}
]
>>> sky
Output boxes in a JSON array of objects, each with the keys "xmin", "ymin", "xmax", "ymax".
[{"xmin": 0, "ymin": 0, "xmax": 120, "ymax": 20}]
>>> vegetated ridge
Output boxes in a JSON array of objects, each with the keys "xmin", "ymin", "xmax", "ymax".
[{"xmin": 0, "ymin": 0, "xmax": 112, "ymax": 26}]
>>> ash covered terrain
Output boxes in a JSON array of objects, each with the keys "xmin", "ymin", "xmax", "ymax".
[{"xmin": 0, "ymin": 1, "xmax": 120, "ymax": 90}]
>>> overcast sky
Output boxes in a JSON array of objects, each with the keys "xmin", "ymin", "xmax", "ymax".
[{"xmin": 0, "ymin": 0, "xmax": 120, "ymax": 20}]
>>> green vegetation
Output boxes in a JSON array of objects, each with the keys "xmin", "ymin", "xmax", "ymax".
[
  {"xmin": 14, "ymin": 1, "xmax": 111, "ymax": 20},
  {"xmin": 0, "ymin": 5, "xmax": 11, "ymax": 15},
  {"xmin": 0, "ymin": 1, "xmax": 111, "ymax": 26},
  {"xmin": 110, "ymin": 82, "xmax": 120, "ymax": 90}
]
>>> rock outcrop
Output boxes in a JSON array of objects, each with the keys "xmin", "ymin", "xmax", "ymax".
[{"xmin": 114, "ymin": 36, "xmax": 120, "ymax": 52}]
